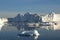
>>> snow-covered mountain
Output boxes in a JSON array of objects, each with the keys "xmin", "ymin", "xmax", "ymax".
[
  {"xmin": 42, "ymin": 11, "xmax": 60, "ymax": 30},
  {"xmin": 0, "ymin": 12, "xmax": 60, "ymax": 31}
]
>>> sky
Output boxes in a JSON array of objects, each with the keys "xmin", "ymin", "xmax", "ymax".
[{"xmin": 0, "ymin": 0, "xmax": 60, "ymax": 17}]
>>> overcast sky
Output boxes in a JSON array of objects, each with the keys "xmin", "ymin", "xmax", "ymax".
[{"xmin": 0, "ymin": 0, "xmax": 60, "ymax": 17}]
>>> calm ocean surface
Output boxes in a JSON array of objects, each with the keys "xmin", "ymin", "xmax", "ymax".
[{"xmin": 0, "ymin": 26, "xmax": 60, "ymax": 40}]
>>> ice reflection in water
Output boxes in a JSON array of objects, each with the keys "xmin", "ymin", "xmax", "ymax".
[{"xmin": 0, "ymin": 24, "xmax": 60, "ymax": 40}]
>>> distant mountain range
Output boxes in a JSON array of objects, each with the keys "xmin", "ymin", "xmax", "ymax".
[{"xmin": 0, "ymin": 11, "xmax": 60, "ymax": 31}]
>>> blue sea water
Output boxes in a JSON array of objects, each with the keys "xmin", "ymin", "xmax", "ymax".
[
  {"xmin": 0, "ymin": 31, "xmax": 60, "ymax": 40},
  {"xmin": 0, "ymin": 26, "xmax": 60, "ymax": 40}
]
